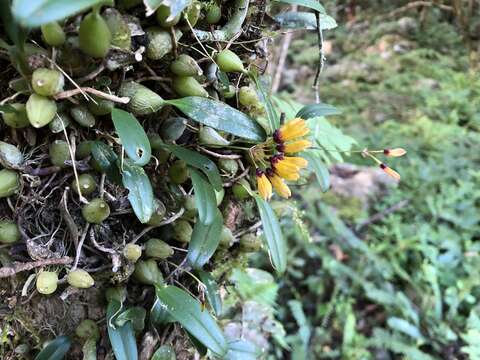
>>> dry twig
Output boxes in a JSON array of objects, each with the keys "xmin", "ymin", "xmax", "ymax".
[{"xmin": 0, "ymin": 257, "xmax": 73, "ymax": 278}]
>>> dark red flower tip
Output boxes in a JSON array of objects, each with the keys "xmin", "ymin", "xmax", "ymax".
[
  {"xmin": 379, "ymin": 163, "xmax": 387, "ymax": 169},
  {"xmin": 273, "ymin": 129, "xmax": 282, "ymax": 144},
  {"xmin": 270, "ymin": 154, "xmax": 284, "ymax": 165},
  {"xmin": 276, "ymin": 144, "xmax": 285, "ymax": 152},
  {"xmin": 266, "ymin": 168, "xmax": 274, "ymax": 177},
  {"xmin": 256, "ymin": 168, "xmax": 264, "ymax": 177},
  {"xmin": 383, "ymin": 149, "xmax": 390, "ymax": 155}
]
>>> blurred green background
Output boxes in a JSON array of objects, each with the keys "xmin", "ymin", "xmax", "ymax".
[{"xmin": 249, "ymin": 1, "xmax": 480, "ymax": 359}]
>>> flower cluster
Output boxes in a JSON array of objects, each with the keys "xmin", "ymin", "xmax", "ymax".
[
  {"xmin": 362, "ymin": 147, "xmax": 407, "ymax": 180},
  {"xmin": 255, "ymin": 118, "xmax": 311, "ymax": 200}
]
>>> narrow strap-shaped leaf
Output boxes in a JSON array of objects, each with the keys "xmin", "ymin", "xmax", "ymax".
[
  {"xmin": 34, "ymin": 336, "xmax": 71, "ymax": 360},
  {"xmin": 12, "ymin": 0, "xmax": 110, "ymax": 28},
  {"xmin": 121, "ymin": 159, "xmax": 154, "ymax": 223},
  {"xmin": 1, "ymin": 1, "xmax": 28, "ymax": 47},
  {"xmin": 275, "ymin": 12, "xmax": 337, "ymax": 30},
  {"xmin": 161, "ymin": 142, "xmax": 222, "ymax": 191},
  {"xmin": 254, "ymin": 195, "xmax": 287, "ymax": 274},
  {"xmin": 225, "ymin": 340, "xmax": 260, "ymax": 360},
  {"xmin": 197, "ymin": 270, "xmax": 222, "ymax": 316},
  {"xmin": 166, "ymin": 97, "xmax": 266, "ymax": 142},
  {"xmin": 114, "ymin": 307, "xmax": 147, "ymax": 332},
  {"xmin": 112, "ymin": 108, "xmax": 151, "ymax": 166},
  {"xmin": 186, "ymin": 331, "xmax": 208, "ymax": 357},
  {"xmin": 154, "ymin": 285, "xmax": 228, "ymax": 357},
  {"xmin": 303, "ymin": 151, "xmax": 330, "ymax": 192},
  {"xmin": 150, "ymin": 297, "xmax": 174, "ymax": 326},
  {"xmin": 187, "ymin": 210, "xmax": 223, "ymax": 269},
  {"xmin": 190, "ymin": 168, "xmax": 218, "ymax": 225},
  {"xmin": 91, "ymin": 141, "xmax": 122, "ymax": 184},
  {"xmin": 249, "ymin": 71, "xmax": 278, "ymax": 134},
  {"xmin": 0, "ymin": 104, "xmax": 19, "ymax": 113},
  {"xmin": 107, "ymin": 300, "xmax": 138, "ymax": 360},
  {"xmin": 296, "ymin": 103, "xmax": 341, "ymax": 119},
  {"xmin": 273, "ymin": 0, "xmax": 325, "ymax": 13}
]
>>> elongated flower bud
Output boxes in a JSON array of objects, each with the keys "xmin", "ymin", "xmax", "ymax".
[
  {"xmin": 268, "ymin": 173, "xmax": 291, "ymax": 199},
  {"xmin": 383, "ymin": 148, "xmax": 407, "ymax": 157},
  {"xmin": 380, "ymin": 163, "xmax": 401, "ymax": 180},
  {"xmin": 256, "ymin": 169, "xmax": 272, "ymax": 200}
]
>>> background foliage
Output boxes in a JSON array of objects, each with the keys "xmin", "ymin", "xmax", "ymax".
[{"xmin": 263, "ymin": 1, "xmax": 480, "ymax": 359}]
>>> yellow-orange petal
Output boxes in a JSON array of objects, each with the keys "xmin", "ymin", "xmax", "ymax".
[
  {"xmin": 384, "ymin": 148, "xmax": 407, "ymax": 157},
  {"xmin": 283, "ymin": 156, "xmax": 308, "ymax": 168},
  {"xmin": 280, "ymin": 118, "xmax": 305, "ymax": 132},
  {"xmin": 269, "ymin": 174, "xmax": 291, "ymax": 199},
  {"xmin": 284, "ymin": 140, "xmax": 312, "ymax": 153},
  {"xmin": 257, "ymin": 173, "xmax": 272, "ymax": 200},
  {"xmin": 275, "ymin": 159, "xmax": 300, "ymax": 171},
  {"xmin": 275, "ymin": 168, "xmax": 300, "ymax": 181},
  {"xmin": 380, "ymin": 163, "xmax": 400, "ymax": 180},
  {"xmin": 273, "ymin": 161, "xmax": 300, "ymax": 181},
  {"xmin": 280, "ymin": 126, "xmax": 310, "ymax": 142}
]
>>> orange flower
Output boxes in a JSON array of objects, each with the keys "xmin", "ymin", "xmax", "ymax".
[
  {"xmin": 384, "ymin": 148, "xmax": 407, "ymax": 157},
  {"xmin": 274, "ymin": 118, "xmax": 310, "ymax": 142},
  {"xmin": 281, "ymin": 140, "xmax": 312, "ymax": 154},
  {"xmin": 282, "ymin": 156, "xmax": 308, "ymax": 169},
  {"xmin": 380, "ymin": 163, "xmax": 401, "ymax": 180},
  {"xmin": 256, "ymin": 169, "xmax": 272, "ymax": 200},
  {"xmin": 271, "ymin": 155, "xmax": 301, "ymax": 181},
  {"xmin": 268, "ymin": 172, "xmax": 291, "ymax": 199}
]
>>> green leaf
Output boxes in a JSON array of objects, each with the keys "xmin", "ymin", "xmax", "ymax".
[
  {"xmin": 112, "ymin": 108, "xmax": 151, "ymax": 166},
  {"xmin": 275, "ymin": 12, "xmax": 337, "ymax": 30},
  {"xmin": 150, "ymin": 297, "xmax": 173, "ymax": 325},
  {"xmin": 0, "ymin": 104, "xmax": 20, "ymax": 114},
  {"xmin": 161, "ymin": 143, "xmax": 222, "ymax": 191},
  {"xmin": 166, "ymin": 97, "xmax": 266, "ymax": 142},
  {"xmin": 144, "ymin": 0, "xmax": 191, "ymax": 17},
  {"xmin": 154, "ymin": 285, "xmax": 228, "ymax": 357},
  {"xmin": 272, "ymin": 95, "xmax": 304, "ymax": 120},
  {"xmin": 186, "ymin": 331, "xmax": 208, "ymax": 357},
  {"xmin": 91, "ymin": 141, "xmax": 122, "ymax": 184},
  {"xmin": 225, "ymin": 340, "xmax": 259, "ymax": 360},
  {"xmin": 115, "ymin": 307, "xmax": 147, "ymax": 333},
  {"xmin": 254, "ymin": 195, "xmax": 287, "ymax": 274},
  {"xmin": 387, "ymin": 317, "xmax": 424, "ymax": 341},
  {"xmin": 303, "ymin": 151, "xmax": 329, "ymax": 191},
  {"xmin": 11, "ymin": 0, "xmax": 109, "ymax": 28},
  {"xmin": 296, "ymin": 103, "xmax": 341, "ymax": 119},
  {"xmin": 34, "ymin": 336, "xmax": 71, "ymax": 360},
  {"xmin": 187, "ymin": 209, "xmax": 223, "ymax": 269},
  {"xmin": 249, "ymin": 71, "xmax": 279, "ymax": 134},
  {"xmin": 190, "ymin": 168, "xmax": 218, "ymax": 225},
  {"xmin": 151, "ymin": 345, "xmax": 176, "ymax": 360},
  {"xmin": 230, "ymin": 268, "xmax": 278, "ymax": 306},
  {"xmin": 121, "ymin": 160, "xmax": 154, "ymax": 223},
  {"xmin": 273, "ymin": 0, "xmax": 325, "ymax": 13},
  {"xmin": 107, "ymin": 301, "xmax": 138, "ymax": 360},
  {"xmin": 1, "ymin": 1, "xmax": 28, "ymax": 47},
  {"xmin": 197, "ymin": 270, "xmax": 222, "ymax": 316}
]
